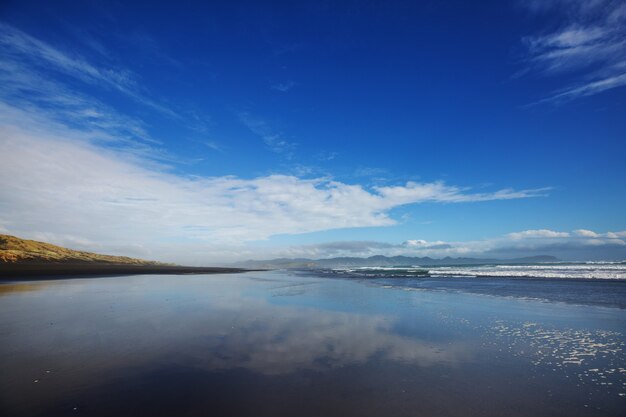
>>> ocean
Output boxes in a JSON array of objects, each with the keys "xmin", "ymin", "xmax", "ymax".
[{"xmin": 328, "ymin": 261, "xmax": 626, "ymax": 280}]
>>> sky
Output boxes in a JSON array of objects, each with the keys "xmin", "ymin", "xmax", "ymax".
[{"xmin": 0, "ymin": 0, "xmax": 625, "ymax": 264}]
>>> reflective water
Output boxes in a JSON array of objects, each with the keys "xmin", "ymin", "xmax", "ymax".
[{"xmin": 0, "ymin": 271, "xmax": 624, "ymax": 416}]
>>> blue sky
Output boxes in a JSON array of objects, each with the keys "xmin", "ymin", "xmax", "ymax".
[{"xmin": 0, "ymin": 0, "xmax": 625, "ymax": 263}]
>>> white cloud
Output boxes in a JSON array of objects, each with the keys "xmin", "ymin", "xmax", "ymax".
[
  {"xmin": 575, "ymin": 229, "xmax": 599, "ymax": 237},
  {"xmin": 520, "ymin": 0, "xmax": 626, "ymax": 103},
  {"xmin": 0, "ymin": 59, "xmax": 158, "ymax": 148},
  {"xmin": 376, "ymin": 182, "xmax": 549, "ymax": 205},
  {"xmin": 0, "ymin": 105, "xmax": 547, "ymax": 263},
  {"xmin": 259, "ymin": 228, "xmax": 626, "ymax": 261},
  {"xmin": 403, "ymin": 240, "xmax": 450, "ymax": 249},
  {"xmin": 0, "ymin": 23, "xmax": 178, "ymax": 117},
  {"xmin": 0, "ymin": 23, "xmax": 225, "ymax": 164},
  {"xmin": 507, "ymin": 229, "xmax": 570, "ymax": 239},
  {"xmin": 532, "ymin": 72, "xmax": 626, "ymax": 105},
  {"xmin": 404, "ymin": 239, "xmax": 429, "ymax": 247}
]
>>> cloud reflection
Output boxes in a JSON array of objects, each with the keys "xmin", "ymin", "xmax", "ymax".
[{"xmin": 0, "ymin": 273, "xmax": 474, "ymax": 402}]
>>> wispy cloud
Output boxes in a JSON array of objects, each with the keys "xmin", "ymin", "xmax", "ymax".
[
  {"xmin": 0, "ymin": 23, "xmax": 131, "ymax": 88},
  {"xmin": 0, "ymin": 22, "xmax": 179, "ymax": 118},
  {"xmin": 316, "ymin": 151, "xmax": 339, "ymax": 161},
  {"xmin": 239, "ymin": 112, "xmax": 297, "ymax": 158},
  {"xmin": 0, "ymin": 59, "xmax": 154, "ymax": 143},
  {"xmin": 0, "ymin": 96, "xmax": 169, "ymax": 166},
  {"xmin": 373, "ymin": 182, "xmax": 549, "ymax": 204},
  {"xmin": 201, "ymin": 140, "xmax": 223, "ymax": 152},
  {"xmin": 507, "ymin": 229, "xmax": 570, "ymax": 239},
  {"xmin": 271, "ymin": 80, "xmax": 297, "ymax": 92},
  {"xmin": 520, "ymin": 0, "xmax": 626, "ymax": 104},
  {"xmin": 532, "ymin": 72, "xmax": 626, "ymax": 104},
  {"xmin": 0, "ymin": 23, "xmax": 224, "ymax": 160},
  {"xmin": 124, "ymin": 31, "xmax": 183, "ymax": 69},
  {"xmin": 0, "ymin": 106, "xmax": 546, "ymax": 262},
  {"xmin": 352, "ymin": 167, "xmax": 389, "ymax": 179}
]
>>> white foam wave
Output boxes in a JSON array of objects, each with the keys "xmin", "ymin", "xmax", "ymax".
[
  {"xmin": 352, "ymin": 266, "xmax": 422, "ymax": 270},
  {"xmin": 428, "ymin": 264, "xmax": 626, "ymax": 280}
]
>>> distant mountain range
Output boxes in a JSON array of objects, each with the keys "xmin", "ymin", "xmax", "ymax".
[
  {"xmin": 0, "ymin": 233, "xmax": 561, "ymax": 276},
  {"xmin": 236, "ymin": 255, "xmax": 560, "ymax": 269}
]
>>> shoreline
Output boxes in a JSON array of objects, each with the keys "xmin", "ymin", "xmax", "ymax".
[{"xmin": 0, "ymin": 263, "xmax": 260, "ymax": 280}]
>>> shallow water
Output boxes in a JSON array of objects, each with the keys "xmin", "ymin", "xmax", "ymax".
[{"xmin": 0, "ymin": 270, "xmax": 625, "ymax": 416}]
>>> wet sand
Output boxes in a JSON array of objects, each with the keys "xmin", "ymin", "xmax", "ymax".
[
  {"xmin": 0, "ymin": 263, "xmax": 250, "ymax": 278},
  {"xmin": 0, "ymin": 270, "xmax": 624, "ymax": 416}
]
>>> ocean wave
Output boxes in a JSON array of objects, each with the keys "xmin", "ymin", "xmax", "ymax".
[
  {"xmin": 428, "ymin": 265, "xmax": 626, "ymax": 280},
  {"xmin": 330, "ymin": 263, "xmax": 626, "ymax": 280},
  {"xmin": 331, "ymin": 267, "xmax": 429, "ymax": 277}
]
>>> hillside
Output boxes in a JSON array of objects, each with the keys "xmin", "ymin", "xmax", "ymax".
[
  {"xmin": 0, "ymin": 234, "xmax": 161, "ymax": 265},
  {"xmin": 0, "ymin": 234, "xmax": 253, "ymax": 278}
]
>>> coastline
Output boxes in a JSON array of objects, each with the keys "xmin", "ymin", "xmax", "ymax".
[{"xmin": 0, "ymin": 263, "xmax": 258, "ymax": 279}]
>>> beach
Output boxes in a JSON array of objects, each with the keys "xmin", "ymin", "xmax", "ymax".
[
  {"xmin": 1, "ymin": 1, "xmax": 624, "ymax": 415},
  {"xmin": 0, "ymin": 263, "xmax": 250, "ymax": 278},
  {"xmin": 0, "ymin": 270, "xmax": 624, "ymax": 416}
]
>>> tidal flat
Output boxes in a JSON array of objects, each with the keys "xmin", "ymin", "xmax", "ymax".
[{"xmin": 0, "ymin": 270, "xmax": 624, "ymax": 416}]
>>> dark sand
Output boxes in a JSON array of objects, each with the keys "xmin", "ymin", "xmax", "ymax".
[{"xmin": 0, "ymin": 263, "xmax": 251, "ymax": 279}]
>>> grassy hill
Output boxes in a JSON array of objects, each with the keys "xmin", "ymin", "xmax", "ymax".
[
  {"xmin": 0, "ymin": 234, "xmax": 253, "ymax": 278},
  {"xmin": 0, "ymin": 234, "xmax": 161, "ymax": 265}
]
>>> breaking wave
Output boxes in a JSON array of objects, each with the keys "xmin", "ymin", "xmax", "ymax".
[{"xmin": 332, "ymin": 263, "xmax": 626, "ymax": 280}]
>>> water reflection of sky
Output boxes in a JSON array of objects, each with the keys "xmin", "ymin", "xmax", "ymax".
[
  {"xmin": 1, "ymin": 273, "xmax": 474, "ymax": 375},
  {"xmin": 1, "ymin": 271, "xmax": 625, "ymax": 416}
]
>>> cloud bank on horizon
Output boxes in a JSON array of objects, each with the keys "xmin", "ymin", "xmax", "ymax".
[
  {"xmin": 0, "ymin": 1, "xmax": 624, "ymax": 263},
  {"xmin": 278, "ymin": 229, "xmax": 626, "ymax": 262}
]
